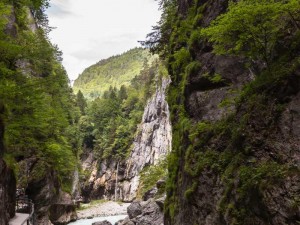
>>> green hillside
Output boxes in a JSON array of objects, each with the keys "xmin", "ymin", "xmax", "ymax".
[{"xmin": 73, "ymin": 48, "xmax": 157, "ymax": 99}]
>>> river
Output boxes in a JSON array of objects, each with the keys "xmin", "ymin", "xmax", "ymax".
[{"xmin": 68, "ymin": 215, "xmax": 127, "ymax": 225}]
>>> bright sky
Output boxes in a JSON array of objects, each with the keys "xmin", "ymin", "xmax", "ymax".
[{"xmin": 46, "ymin": 0, "xmax": 161, "ymax": 82}]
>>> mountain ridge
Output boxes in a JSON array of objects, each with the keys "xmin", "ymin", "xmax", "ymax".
[{"xmin": 73, "ymin": 47, "xmax": 157, "ymax": 99}]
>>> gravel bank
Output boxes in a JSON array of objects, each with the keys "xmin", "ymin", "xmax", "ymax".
[{"xmin": 77, "ymin": 201, "xmax": 130, "ymax": 219}]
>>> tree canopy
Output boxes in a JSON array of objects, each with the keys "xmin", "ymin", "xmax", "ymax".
[{"xmin": 201, "ymin": 0, "xmax": 300, "ymax": 69}]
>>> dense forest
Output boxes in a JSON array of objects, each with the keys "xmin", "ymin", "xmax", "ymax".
[
  {"xmin": 0, "ymin": 0, "xmax": 78, "ymax": 186},
  {"xmin": 142, "ymin": 0, "xmax": 300, "ymax": 224},
  {"xmin": 77, "ymin": 58, "xmax": 160, "ymax": 161},
  {"xmin": 73, "ymin": 48, "xmax": 157, "ymax": 99},
  {"xmin": 0, "ymin": 0, "xmax": 84, "ymax": 223}
]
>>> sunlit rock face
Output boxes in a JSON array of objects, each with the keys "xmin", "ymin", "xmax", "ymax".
[
  {"xmin": 120, "ymin": 77, "xmax": 172, "ymax": 201},
  {"xmin": 81, "ymin": 77, "xmax": 172, "ymax": 202}
]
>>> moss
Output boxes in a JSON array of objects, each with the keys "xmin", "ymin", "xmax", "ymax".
[
  {"xmin": 184, "ymin": 180, "xmax": 198, "ymax": 201},
  {"xmin": 171, "ymin": 48, "xmax": 191, "ymax": 75},
  {"xmin": 138, "ymin": 159, "xmax": 167, "ymax": 199},
  {"xmin": 3, "ymin": 153, "xmax": 18, "ymax": 176},
  {"xmin": 30, "ymin": 160, "xmax": 48, "ymax": 182},
  {"xmin": 185, "ymin": 61, "xmax": 201, "ymax": 77}
]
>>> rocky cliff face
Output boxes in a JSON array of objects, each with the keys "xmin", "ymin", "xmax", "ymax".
[
  {"xmin": 0, "ymin": 103, "xmax": 16, "ymax": 225},
  {"xmin": 163, "ymin": 0, "xmax": 300, "ymax": 224},
  {"xmin": 81, "ymin": 77, "xmax": 172, "ymax": 202},
  {"xmin": 19, "ymin": 158, "xmax": 77, "ymax": 225}
]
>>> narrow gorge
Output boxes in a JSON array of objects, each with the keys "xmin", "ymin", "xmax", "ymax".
[
  {"xmin": 79, "ymin": 76, "xmax": 171, "ymax": 202},
  {"xmin": 0, "ymin": 0, "xmax": 299, "ymax": 225}
]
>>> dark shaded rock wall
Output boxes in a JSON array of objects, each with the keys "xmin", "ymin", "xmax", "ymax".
[
  {"xmin": 163, "ymin": 0, "xmax": 300, "ymax": 224},
  {"xmin": 0, "ymin": 103, "xmax": 16, "ymax": 225},
  {"xmin": 0, "ymin": 159, "xmax": 16, "ymax": 225},
  {"xmin": 24, "ymin": 165, "xmax": 77, "ymax": 225}
]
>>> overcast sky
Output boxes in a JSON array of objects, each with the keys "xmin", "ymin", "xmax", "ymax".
[{"xmin": 46, "ymin": 0, "xmax": 161, "ymax": 82}]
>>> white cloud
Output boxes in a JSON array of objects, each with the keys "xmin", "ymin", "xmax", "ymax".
[{"xmin": 46, "ymin": 0, "xmax": 161, "ymax": 82}]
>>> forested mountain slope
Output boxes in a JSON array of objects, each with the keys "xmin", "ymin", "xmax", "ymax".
[
  {"xmin": 73, "ymin": 48, "xmax": 157, "ymax": 99},
  {"xmin": 74, "ymin": 58, "xmax": 172, "ymax": 203},
  {"xmin": 0, "ymin": 0, "xmax": 82, "ymax": 224},
  {"xmin": 143, "ymin": 0, "xmax": 300, "ymax": 224}
]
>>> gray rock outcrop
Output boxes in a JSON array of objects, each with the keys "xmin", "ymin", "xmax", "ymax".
[
  {"xmin": 81, "ymin": 77, "xmax": 172, "ymax": 202},
  {"xmin": 116, "ymin": 198, "xmax": 165, "ymax": 225},
  {"xmin": 49, "ymin": 191, "xmax": 77, "ymax": 225}
]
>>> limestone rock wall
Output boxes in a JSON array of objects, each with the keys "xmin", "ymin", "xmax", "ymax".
[{"xmin": 81, "ymin": 77, "xmax": 172, "ymax": 202}]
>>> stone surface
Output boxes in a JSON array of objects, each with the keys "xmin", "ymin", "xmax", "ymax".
[
  {"xmin": 77, "ymin": 201, "xmax": 130, "ymax": 219},
  {"xmin": 127, "ymin": 201, "xmax": 142, "ymax": 219},
  {"xmin": 114, "ymin": 217, "xmax": 134, "ymax": 225},
  {"xmin": 92, "ymin": 220, "xmax": 112, "ymax": 225},
  {"xmin": 49, "ymin": 191, "xmax": 77, "ymax": 225},
  {"xmin": 142, "ymin": 187, "xmax": 158, "ymax": 201},
  {"xmin": 0, "ymin": 158, "xmax": 16, "ymax": 225},
  {"xmin": 0, "ymin": 103, "xmax": 16, "ymax": 225},
  {"xmin": 117, "ymin": 198, "xmax": 164, "ymax": 225}
]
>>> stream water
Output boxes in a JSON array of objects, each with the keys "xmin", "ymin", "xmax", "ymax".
[{"xmin": 68, "ymin": 215, "xmax": 127, "ymax": 225}]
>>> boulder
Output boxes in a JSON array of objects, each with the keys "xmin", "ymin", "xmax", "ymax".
[
  {"xmin": 155, "ymin": 196, "xmax": 166, "ymax": 211},
  {"xmin": 127, "ymin": 201, "xmax": 142, "ymax": 219},
  {"xmin": 49, "ymin": 204, "xmax": 77, "ymax": 225},
  {"xmin": 114, "ymin": 217, "xmax": 134, "ymax": 225},
  {"xmin": 117, "ymin": 198, "xmax": 164, "ymax": 225},
  {"xmin": 142, "ymin": 187, "xmax": 158, "ymax": 201},
  {"xmin": 92, "ymin": 220, "xmax": 112, "ymax": 225}
]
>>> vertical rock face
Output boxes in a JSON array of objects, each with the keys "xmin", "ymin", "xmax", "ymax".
[
  {"xmin": 0, "ymin": 159, "xmax": 16, "ymax": 224},
  {"xmin": 0, "ymin": 103, "xmax": 16, "ymax": 225},
  {"xmin": 81, "ymin": 77, "xmax": 172, "ymax": 202},
  {"xmin": 162, "ymin": 0, "xmax": 300, "ymax": 224},
  {"xmin": 121, "ymin": 77, "xmax": 172, "ymax": 201},
  {"xmin": 20, "ymin": 160, "xmax": 78, "ymax": 225}
]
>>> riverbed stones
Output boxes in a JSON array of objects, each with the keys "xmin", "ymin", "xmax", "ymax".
[{"xmin": 92, "ymin": 220, "xmax": 112, "ymax": 225}]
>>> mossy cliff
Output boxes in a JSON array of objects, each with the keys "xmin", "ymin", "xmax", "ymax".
[
  {"xmin": 0, "ymin": 103, "xmax": 16, "ymax": 225},
  {"xmin": 147, "ymin": 0, "xmax": 300, "ymax": 224}
]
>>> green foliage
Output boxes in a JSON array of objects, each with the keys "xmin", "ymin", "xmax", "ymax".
[
  {"xmin": 184, "ymin": 180, "xmax": 198, "ymax": 201},
  {"xmin": 0, "ymin": 1, "xmax": 80, "ymax": 193},
  {"xmin": 201, "ymin": 0, "xmax": 300, "ymax": 68},
  {"xmin": 73, "ymin": 48, "xmax": 157, "ymax": 99},
  {"xmin": 86, "ymin": 60, "xmax": 161, "ymax": 161},
  {"xmin": 76, "ymin": 90, "xmax": 87, "ymax": 114},
  {"xmin": 138, "ymin": 159, "xmax": 167, "ymax": 199}
]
